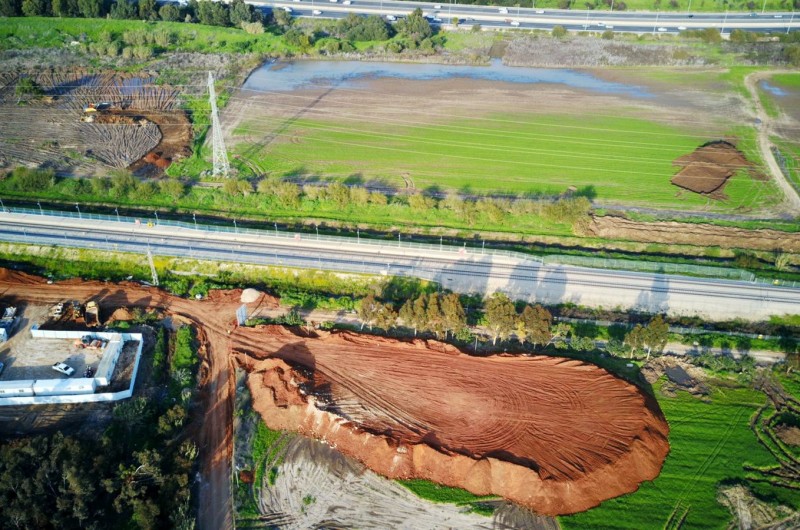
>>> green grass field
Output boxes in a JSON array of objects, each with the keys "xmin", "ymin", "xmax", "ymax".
[
  {"xmin": 561, "ymin": 379, "xmax": 800, "ymax": 530},
  {"xmin": 237, "ymin": 112, "xmax": 780, "ymax": 211}
]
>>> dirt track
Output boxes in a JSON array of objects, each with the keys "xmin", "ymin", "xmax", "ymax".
[
  {"xmin": 589, "ymin": 215, "xmax": 800, "ymax": 252},
  {"xmin": 232, "ymin": 325, "xmax": 670, "ymax": 516}
]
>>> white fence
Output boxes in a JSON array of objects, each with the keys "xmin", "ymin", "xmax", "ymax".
[{"xmin": 0, "ymin": 330, "xmax": 144, "ymax": 406}]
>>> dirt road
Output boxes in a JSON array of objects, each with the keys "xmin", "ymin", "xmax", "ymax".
[
  {"xmin": 744, "ymin": 70, "xmax": 800, "ymax": 214},
  {"xmin": 0, "ymin": 269, "xmax": 279, "ymax": 530}
]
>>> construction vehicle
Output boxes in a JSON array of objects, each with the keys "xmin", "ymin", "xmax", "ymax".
[
  {"xmin": 85, "ymin": 301, "xmax": 100, "ymax": 327},
  {"xmin": 70, "ymin": 300, "xmax": 83, "ymax": 320},
  {"xmin": 50, "ymin": 302, "xmax": 65, "ymax": 318},
  {"xmin": 0, "ymin": 307, "xmax": 18, "ymax": 341}
]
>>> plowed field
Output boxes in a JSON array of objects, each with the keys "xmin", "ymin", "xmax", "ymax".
[{"xmin": 233, "ymin": 325, "xmax": 670, "ymax": 515}]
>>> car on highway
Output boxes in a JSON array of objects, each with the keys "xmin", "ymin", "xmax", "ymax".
[
  {"xmin": 510, "ymin": 20, "xmax": 520, "ymax": 26},
  {"xmin": 386, "ymin": 14, "xmax": 396, "ymax": 20},
  {"xmin": 432, "ymin": 16, "xmax": 442, "ymax": 22},
  {"xmin": 678, "ymin": 25, "xmax": 687, "ymax": 30},
  {"xmin": 774, "ymin": 14, "xmax": 783, "ymax": 17},
  {"xmin": 657, "ymin": 26, "xmax": 668, "ymax": 31},
  {"xmin": 282, "ymin": 6, "xmax": 292, "ymax": 12},
  {"xmin": 606, "ymin": 25, "xmax": 614, "ymax": 28},
  {"xmin": 343, "ymin": 0, "xmax": 351, "ymax": 4},
  {"xmin": 433, "ymin": 4, "xmax": 441, "ymax": 8},
  {"xmin": 498, "ymin": 7, "xmax": 508, "ymax": 13},
  {"xmin": 52, "ymin": 362, "xmax": 75, "ymax": 376},
  {"xmin": 535, "ymin": 9, "xmax": 545, "ymax": 13},
  {"xmin": 312, "ymin": 9, "xmax": 322, "ymax": 14},
  {"xmin": 596, "ymin": 22, "xmax": 604, "ymax": 26}
]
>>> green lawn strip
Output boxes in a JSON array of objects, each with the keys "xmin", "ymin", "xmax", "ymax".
[
  {"xmin": 770, "ymin": 73, "xmax": 800, "ymax": 89},
  {"xmin": 561, "ymin": 381, "xmax": 800, "ymax": 530},
  {"xmin": 398, "ymin": 479, "xmax": 499, "ymax": 514},
  {"xmin": 0, "ymin": 17, "xmax": 293, "ymax": 55}
]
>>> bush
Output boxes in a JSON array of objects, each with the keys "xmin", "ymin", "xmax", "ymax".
[
  {"xmin": 9, "ymin": 167, "xmax": 55, "ymax": 191},
  {"xmin": 170, "ymin": 326, "xmax": 197, "ymax": 377},
  {"xmin": 551, "ymin": 25, "xmax": 567, "ymax": 38}
]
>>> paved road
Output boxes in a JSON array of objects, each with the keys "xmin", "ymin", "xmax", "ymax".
[
  {"xmin": 0, "ymin": 211, "xmax": 798, "ymax": 321},
  {"xmin": 255, "ymin": 0, "xmax": 799, "ymax": 34}
]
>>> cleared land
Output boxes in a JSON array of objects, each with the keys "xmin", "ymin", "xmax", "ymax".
[
  {"xmin": 232, "ymin": 325, "xmax": 670, "ymax": 515},
  {"xmin": 0, "ymin": 70, "xmax": 190, "ymax": 177},
  {"xmin": 223, "ymin": 67, "xmax": 784, "ymax": 212}
]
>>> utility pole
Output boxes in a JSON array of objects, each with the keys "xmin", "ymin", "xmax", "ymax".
[
  {"xmin": 208, "ymin": 72, "xmax": 230, "ymax": 178},
  {"xmin": 147, "ymin": 248, "xmax": 159, "ymax": 287}
]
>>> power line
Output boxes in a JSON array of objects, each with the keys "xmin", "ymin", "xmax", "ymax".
[{"xmin": 208, "ymin": 71, "xmax": 230, "ymax": 178}]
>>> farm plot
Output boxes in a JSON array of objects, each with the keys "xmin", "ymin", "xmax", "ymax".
[{"xmin": 223, "ymin": 68, "xmax": 781, "ymax": 212}]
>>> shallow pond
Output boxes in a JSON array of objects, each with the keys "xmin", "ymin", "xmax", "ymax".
[{"xmin": 242, "ymin": 59, "xmax": 651, "ymax": 98}]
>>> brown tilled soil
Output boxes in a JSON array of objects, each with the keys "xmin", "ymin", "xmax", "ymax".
[
  {"xmin": 232, "ymin": 325, "xmax": 670, "ymax": 516},
  {"xmin": 670, "ymin": 141, "xmax": 754, "ymax": 199},
  {"xmin": 589, "ymin": 215, "xmax": 800, "ymax": 252}
]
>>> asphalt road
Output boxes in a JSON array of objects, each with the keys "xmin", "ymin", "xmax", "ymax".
[
  {"xmin": 1, "ymin": 211, "xmax": 798, "ymax": 321},
  {"xmin": 254, "ymin": 0, "xmax": 799, "ymax": 34}
]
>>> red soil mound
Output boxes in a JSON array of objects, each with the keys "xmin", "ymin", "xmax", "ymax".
[{"xmin": 232, "ymin": 325, "xmax": 670, "ymax": 515}]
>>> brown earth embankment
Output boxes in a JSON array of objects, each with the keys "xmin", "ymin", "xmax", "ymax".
[{"xmin": 233, "ymin": 325, "xmax": 670, "ymax": 516}]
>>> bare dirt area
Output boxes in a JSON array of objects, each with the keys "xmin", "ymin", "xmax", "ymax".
[
  {"xmin": 0, "ymin": 70, "xmax": 191, "ymax": 177},
  {"xmin": 671, "ymin": 141, "xmax": 756, "ymax": 199},
  {"xmin": 503, "ymin": 36, "xmax": 708, "ymax": 68},
  {"xmin": 232, "ymin": 325, "xmax": 670, "ymax": 516},
  {"xmin": 588, "ymin": 215, "xmax": 800, "ymax": 252},
  {"xmin": 255, "ymin": 435, "xmax": 555, "ymax": 529}
]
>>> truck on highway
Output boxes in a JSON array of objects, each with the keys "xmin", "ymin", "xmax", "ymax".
[{"xmin": 85, "ymin": 301, "xmax": 100, "ymax": 327}]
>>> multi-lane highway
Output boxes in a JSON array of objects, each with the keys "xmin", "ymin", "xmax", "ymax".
[
  {"xmin": 1, "ymin": 211, "xmax": 797, "ymax": 321},
  {"xmin": 252, "ymin": 0, "xmax": 798, "ymax": 34}
]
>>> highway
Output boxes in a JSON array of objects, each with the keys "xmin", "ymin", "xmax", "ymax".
[
  {"xmin": 0, "ymin": 211, "xmax": 798, "ymax": 321},
  {"xmin": 253, "ymin": 0, "xmax": 799, "ymax": 34}
]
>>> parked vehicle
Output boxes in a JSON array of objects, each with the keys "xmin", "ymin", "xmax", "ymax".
[
  {"xmin": 83, "ymin": 367, "xmax": 95, "ymax": 378},
  {"xmin": 52, "ymin": 362, "xmax": 75, "ymax": 376},
  {"xmin": 51, "ymin": 302, "xmax": 65, "ymax": 318}
]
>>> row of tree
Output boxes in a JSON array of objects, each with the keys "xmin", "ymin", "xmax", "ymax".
[
  {"xmin": 235, "ymin": 178, "xmax": 592, "ymax": 228},
  {"xmin": 355, "ymin": 291, "xmax": 672, "ymax": 359},
  {"xmin": 0, "ymin": 0, "xmax": 261, "ymax": 28}
]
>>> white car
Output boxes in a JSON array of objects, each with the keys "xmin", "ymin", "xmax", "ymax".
[
  {"xmin": 343, "ymin": 0, "xmax": 351, "ymax": 4},
  {"xmin": 52, "ymin": 362, "xmax": 75, "ymax": 376},
  {"xmin": 329, "ymin": 0, "xmax": 337, "ymax": 3},
  {"xmin": 677, "ymin": 25, "xmax": 687, "ymax": 30},
  {"xmin": 386, "ymin": 14, "xmax": 396, "ymax": 20},
  {"xmin": 433, "ymin": 4, "xmax": 442, "ymax": 8},
  {"xmin": 312, "ymin": 9, "xmax": 322, "ymax": 14},
  {"xmin": 283, "ymin": 6, "xmax": 292, "ymax": 12},
  {"xmin": 657, "ymin": 26, "xmax": 668, "ymax": 32},
  {"xmin": 535, "ymin": 9, "xmax": 545, "ymax": 13},
  {"xmin": 596, "ymin": 22, "xmax": 605, "ymax": 26},
  {"xmin": 606, "ymin": 25, "xmax": 614, "ymax": 28},
  {"xmin": 510, "ymin": 20, "xmax": 520, "ymax": 26},
  {"xmin": 498, "ymin": 7, "xmax": 508, "ymax": 14}
]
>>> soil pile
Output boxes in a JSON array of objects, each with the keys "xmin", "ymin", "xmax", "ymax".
[
  {"xmin": 671, "ymin": 141, "xmax": 753, "ymax": 199},
  {"xmin": 232, "ymin": 325, "xmax": 670, "ymax": 515}
]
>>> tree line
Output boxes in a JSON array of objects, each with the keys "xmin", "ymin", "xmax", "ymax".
[
  {"xmin": 0, "ymin": 0, "xmax": 262, "ymax": 30},
  {"xmin": 355, "ymin": 290, "xmax": 671, "ymax": 359}
]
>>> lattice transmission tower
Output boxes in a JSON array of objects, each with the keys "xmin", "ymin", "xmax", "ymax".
[{"xmin": 208, "ymin": 71, "xmax": 230, "ymax": 178}]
